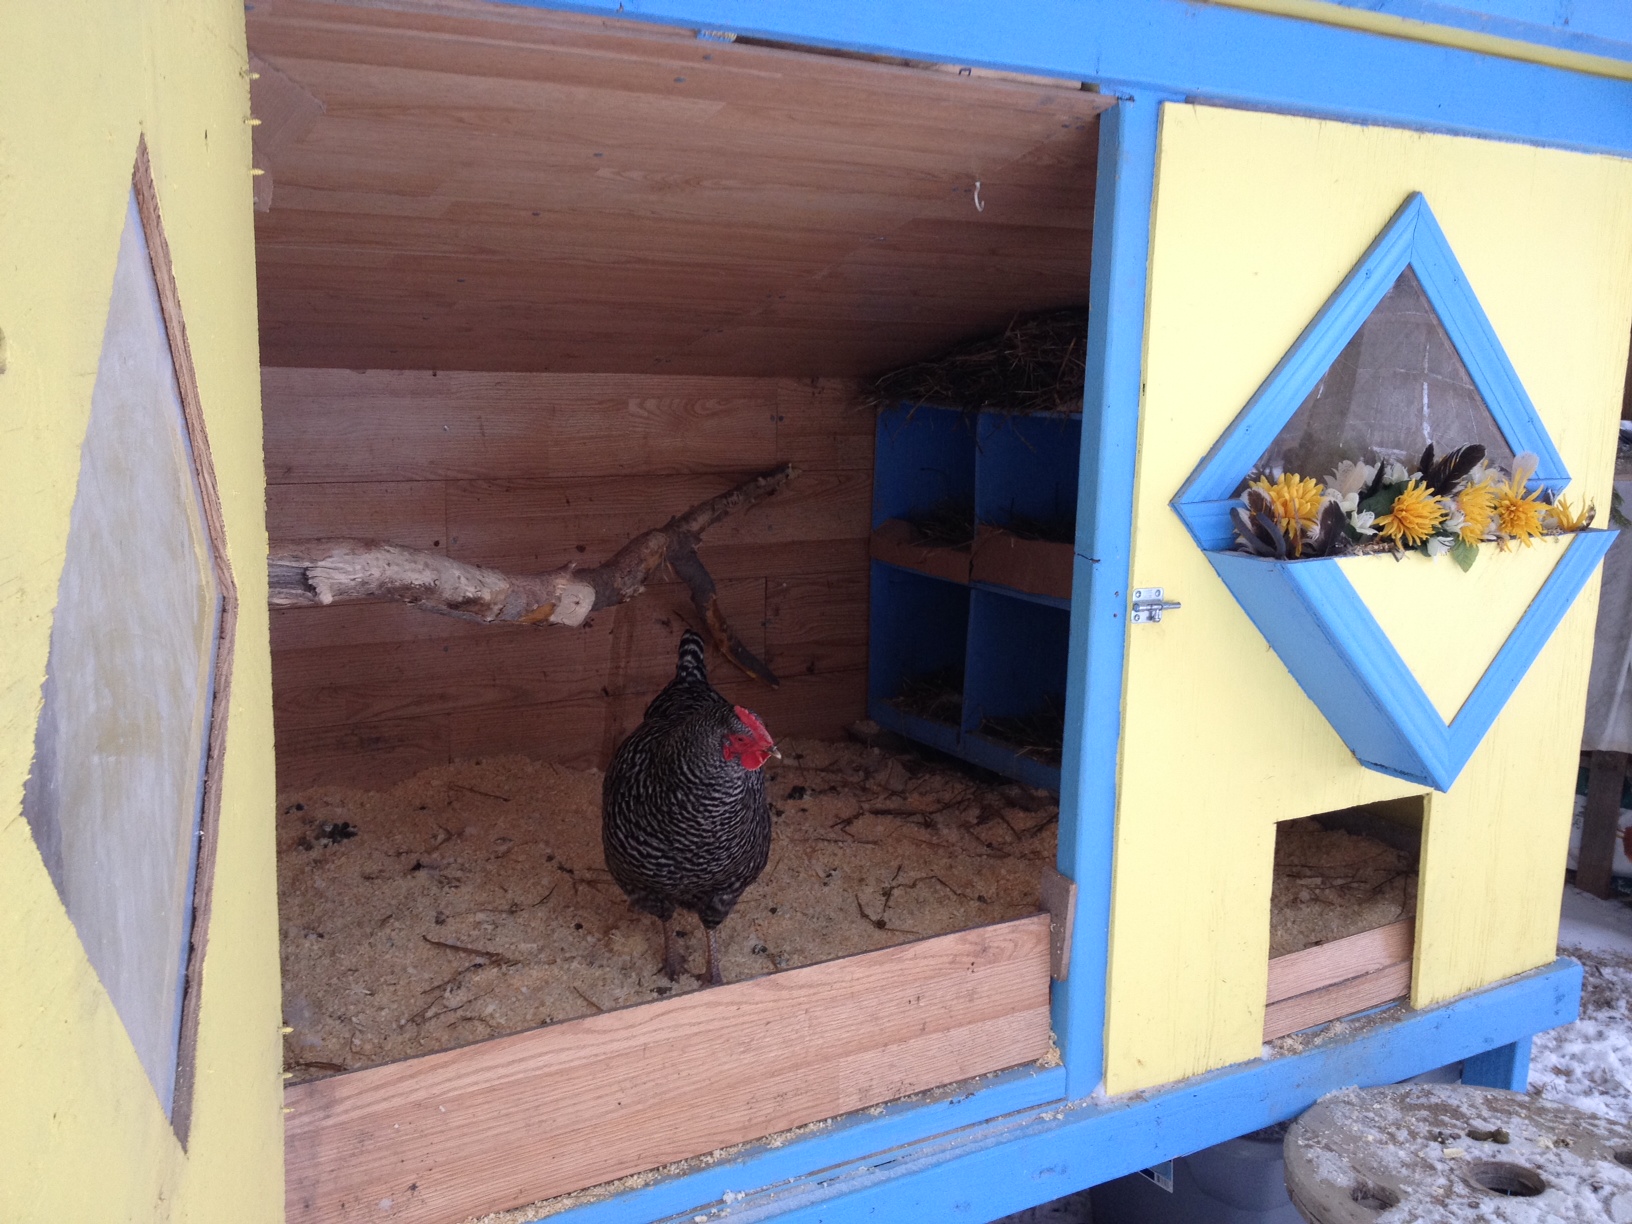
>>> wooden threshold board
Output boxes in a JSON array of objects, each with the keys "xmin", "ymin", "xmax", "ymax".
[
  {"xmin": 284, "ymin": 914, "xmax": 1053, "ymax": 1224},
  {"xmin": 1263, "ymin": 919, "xmax": 1414, "ymax": 1042}
]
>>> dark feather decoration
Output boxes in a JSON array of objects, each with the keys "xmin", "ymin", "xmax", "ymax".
[
  {"xmin": 1359, "ymin": 461, "xmax": 1388, "ymax": 504},
  {"xmin": 1231, "ymin": 487, "xmax": 1295, "ymax": 558},
  {"xmin": 1306, "ymin": 498, "xmax": 1352, "ymax": 558},
  {"xmin": 1418, "ymin": 443, "xmax": 1486, "ymax": 496}
]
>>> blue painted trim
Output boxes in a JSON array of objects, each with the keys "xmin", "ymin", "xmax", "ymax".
[
  {"xmin": 497, "ymin": 0, "xmax": 1632, "ymax": 157},
  {"xmin": 969, "ymin": 580, "xmax": 1071, "ymax": 611},
  {"xmin": 1053, "ymin": 93, "xmax": 1165, "ymax": 1101},
  {"xmin": 867, "ymin": 699, "xmax": 962, "ymax": 758},
  {"xmin": 543, "ymin": 1065, "xmax": 1067, "ymax": 1224},
  {"xmin": 1316, "ymin": 0, "xmax": 1632, "ymax": 64},
  {"xmin": 1208, "ymin": 528, "xmax": 1618, "ymax": 789},
  {"xmin": 580, "ymin": 960, "xmax": 1580, "ymax": 1223},
  {"xmin": 1462, "ymin": 1037, "xmax": 1532, "ymax": 1091},
  {"xmin": 958, "ymin": 731, "xmax": 1063, "ymax": 793},
  {"xmin": 1175, "ymin": 192, "xmax": 1567, "ymax": 551}
]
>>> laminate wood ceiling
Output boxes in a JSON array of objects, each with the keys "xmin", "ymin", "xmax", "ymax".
[{"xmin": 247, "ymin": 0, "xmax": 1110, "ymax": 377}]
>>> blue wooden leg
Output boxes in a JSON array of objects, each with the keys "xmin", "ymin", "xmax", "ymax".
[{"xmin": 1462, "ymin": 1039, "xmax": 1532, "ymax": 1091}]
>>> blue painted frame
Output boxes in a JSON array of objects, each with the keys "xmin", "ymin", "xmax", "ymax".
[
  {"xmin": 501, "ymin": 0, "xmax": 1632, "ymax": 157},
  {"xmin": 1174, "ymin": 192, "xmax": 1568, "ymax": 551},
  {"xmin": 1209, "ymin": 531, "xmax": 1617, "ymax": 789},
  {"xmin": 1173, "ymin": 191, "xmax": 1616, "ymax": 790}
]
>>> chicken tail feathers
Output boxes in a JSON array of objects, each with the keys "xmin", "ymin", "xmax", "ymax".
[{"xmin": 675, "ymin": 629, "xmax": 709, "ymax": 684}]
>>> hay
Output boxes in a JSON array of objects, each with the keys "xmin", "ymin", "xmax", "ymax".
[
  {"xmin": 977, "ymin": 696, "xmax": 1066, "ymax": 767},
  {"xmin": 869, "ymin": 308, "xmax": 1088, "ymax": 416},
  {"xmin": 995, "ymin": 510, "xmax": 1074, "ymax": 544},
  {"xmin": 889, "ymin": 668, "xmax": 965, "ymax": 725},
  {"xmin": 904, "ymin": 499, "xmax": 976, "ymax": 548}
]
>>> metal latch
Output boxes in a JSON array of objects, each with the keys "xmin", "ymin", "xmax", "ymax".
[{"xmin": 1130, "ymin": 587, "xmax": 1181, "ymax": 624}]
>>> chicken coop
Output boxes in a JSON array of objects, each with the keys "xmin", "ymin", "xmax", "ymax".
[{"xmin": 7, "ymin": 2, "xmax": 1632, "ymax": 1223}]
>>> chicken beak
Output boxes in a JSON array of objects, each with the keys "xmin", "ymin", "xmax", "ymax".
[{"xmin": 768, "ymin": 743, "xmax": 783, "ymax": 762}]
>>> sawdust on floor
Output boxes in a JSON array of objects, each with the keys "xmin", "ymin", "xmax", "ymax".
[
  {"xmin": 279, "ymin": 747, "xmax": 1418, "ymax": 1087},
  {"xmin": 1269, "ymin": 816, "xmax": 1418, "ymax": 959},
  {"xmin": 278, "ymin": 738, "xmax": 1059, "ymax": 1083}
]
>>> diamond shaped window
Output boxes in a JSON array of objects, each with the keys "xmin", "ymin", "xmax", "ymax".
[
  {"xmin": 21, "ymin": 150, "xmax": 233, "ymax": 1135},
  {"xmin": 1171, "ymin": 194, "xmax": 1613, "ymax": 791}
]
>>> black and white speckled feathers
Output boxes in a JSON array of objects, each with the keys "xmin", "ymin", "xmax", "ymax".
[{"xmin": 601, "ymin": 631, "xmax": 772, "ymax": 931}]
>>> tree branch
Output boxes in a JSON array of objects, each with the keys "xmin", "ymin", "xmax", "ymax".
[{"xmin": 268, "ymin": 464, "xmax": 797, "ymax": 684}]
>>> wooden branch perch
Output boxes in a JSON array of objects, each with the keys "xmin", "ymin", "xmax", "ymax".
[{"xmin": 268, "ymin": 464, "xmax": 798, "ymax": 685}]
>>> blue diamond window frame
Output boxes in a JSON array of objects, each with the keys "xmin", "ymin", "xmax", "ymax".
[{"xmin": 1171, "ymin": 192, "xmax": 1615, "ymax": 792}]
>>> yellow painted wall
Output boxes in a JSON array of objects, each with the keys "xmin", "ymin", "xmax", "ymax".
[
  {"xmin": 0, "ymin": 2, "xmax": 282, "ymax": 1220},
  {"xmin": 1104, "ymin": 102, "xmax": 1632, "ymax": 1094}
]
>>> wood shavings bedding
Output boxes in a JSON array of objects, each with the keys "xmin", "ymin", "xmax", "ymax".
[
  {"xmin": 278, "ymin": 738, "xmax": 1058, "ymax": 1084},
  {"xmin": 1270, "ymin": 817, "xmax": 1418, "ymax": 959}
]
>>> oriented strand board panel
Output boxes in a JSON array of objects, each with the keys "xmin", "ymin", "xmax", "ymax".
[
  {"xmin": 283, "ymin": 915, "xmax": 1052, "ymax": 1224},
  {"xmin": 1104, "ymin": 103, "xmax": 1632, "ymax": 1094},
  {"xmin": 264, "ymin": 369, "xmax": 873, "ymax": 788},
  {"xmin": 244, "ymin": 0, "xmax": 1105, "ymax": 376},
  {"xmin": 22, "ymin": 190, "xmax": 222, "ymax": 1113}
]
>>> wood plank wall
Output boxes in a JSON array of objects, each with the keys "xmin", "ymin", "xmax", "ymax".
[{"xmin": 264, "ymin": 369, "xmax": 872, "ymax": 790}]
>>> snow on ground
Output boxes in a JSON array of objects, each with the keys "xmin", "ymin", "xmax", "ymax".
[
  {"xmin": 1558, "ymin": 884, "xmax": 1632, "ymax": 959},
  {"xmin": 1531, "ymin": 886, "xmax": 1632, "ymax": 1123}
]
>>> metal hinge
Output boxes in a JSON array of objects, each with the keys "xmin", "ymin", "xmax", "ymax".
[{"xmin": 1130, "ymin": 587, "xmax": 1181, "ymax": 624}]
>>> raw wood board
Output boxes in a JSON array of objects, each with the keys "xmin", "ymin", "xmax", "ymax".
[
  {"xmin": 264, "ymin": 369, "xmax": 873, "ymax": 788},
  {"xmin": 1266, "ymin": 918, "xmax": 1414, "ymax": 1006},
  {"xmin": 245, "ymin": 0, "xmax": 1102, "ymax": 375},
  {"xmin": 1263, "ymin": 920, "xmax": 1415, "ymax": 1042},
  {"xmin": 870, "ymin": 519, "xmax": 973, "ymax": 585},
  {"xmin": 283, "ymin": 915, "xmax": 1052, "ymax": 1224}
]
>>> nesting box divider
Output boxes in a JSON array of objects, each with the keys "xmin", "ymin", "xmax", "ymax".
[
  {"xmin": 869, "ymin": 404, "xmax": 1081, "ymax": 789},
  {"xmin": 971, "ymin": 412, "xmax": 1081, "ymax": 602},
  {"xmin": 961, "ymin": 590, "xmax": 1070, "ymax": 791},
  {"xmin": 867, "ymin": 562, "xmax": 970, "ymax": 754},
  {"xmin": 869, "ymin": 404, "xmax": 977, "ymax": 584}
]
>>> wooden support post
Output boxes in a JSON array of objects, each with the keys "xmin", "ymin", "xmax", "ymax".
[
  {"xmin": 1577, "ymin": 750, "xmax": 1628, "ymax": 900},
  {"xmin": 1462, "ymin": 1039, "xmax": 1531, "ymax": 1092}
]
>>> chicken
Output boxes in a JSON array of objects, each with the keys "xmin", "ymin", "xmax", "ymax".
[{"xmin": 601, "ymin": 629, "xmax": 779, "ymax": 985}]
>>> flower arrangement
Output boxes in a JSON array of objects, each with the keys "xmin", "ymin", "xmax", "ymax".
[{"xmin": 1231, "ymin": 444, "xmax": 1594, "ymax": 571}]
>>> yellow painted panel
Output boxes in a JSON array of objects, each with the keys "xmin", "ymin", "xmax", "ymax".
[
  {"xmin": 0, "ymin": 1, "xmax": 281, "ymax": 1220},
  {"xmin": 1339, "ymin": 539, "xmax": 1565, "ymax": 722},
  {"xmin": 1104, "ymin": 102, "xmax": 1632, "ymax": 1095}
]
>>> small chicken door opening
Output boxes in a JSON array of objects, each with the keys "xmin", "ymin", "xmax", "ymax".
[
  {"xmin": 260, "ymin": 3, "xmax": 1102, "ymax": 1098},
  {"xmin": 1264, "ymin": 797, "xmax": 1425, "ymax": 1044}
]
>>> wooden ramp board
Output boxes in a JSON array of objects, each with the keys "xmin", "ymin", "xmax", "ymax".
[
  {"xmin": 284, "ymin": 915, "xmax": 1053, "ymax": 1224},
  {"xmin": 1264, "ymin": 919, "xmax": 1414, "ymax": 1042}
]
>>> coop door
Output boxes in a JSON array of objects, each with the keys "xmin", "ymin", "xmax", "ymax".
[{"xmin": 1099, "ymin": 103, "xmax": 1632, "ymax": 1096}]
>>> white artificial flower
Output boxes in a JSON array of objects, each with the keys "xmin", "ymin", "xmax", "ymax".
[
  {"xmin": 1383, "ymin": 460, "xmax": 1410, "ymax": 484},
  {"xmin": 1350, "ymin": 510, "xmax": 1378, "ymax": 537},
  {"xmin": 1326, "ymin": 459, "xmax": 1377, "ymax": 501},
  {"xmin": 1424, "ymin": 535, "xmax": 1452, "ymax": 558},
  {"xmin": 1441, "ymin": 505, "xmax": 1467, "ymax": 534}
]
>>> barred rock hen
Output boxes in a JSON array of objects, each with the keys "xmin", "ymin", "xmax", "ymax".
[{"xmin": 602, "ymin": 630, "xmax": 778, "ymax": 985}]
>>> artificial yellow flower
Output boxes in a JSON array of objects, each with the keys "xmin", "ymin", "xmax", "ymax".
[
  {"xmin": 1548, "ymin": 495, "xmax": 1595, "ymax": 533},
  {"xmin": 1375, "ymin": 479, "xmax": 1447, "ymax": 548},
  {"xmin": 1249, "ymin": 472, "xmax": 1324, "ymax": 557},
  {"xmin": 1493, "ymin": 454, "xmax": 1548, "ymax": 547},
  {"xmin": 1454, "ymin": 476, "xmax": 1498, "ymax": 545}
]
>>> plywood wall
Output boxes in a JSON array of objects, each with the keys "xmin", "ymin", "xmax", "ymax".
[
  {"xmin": 264, "ymin": 369, "xmax": 872, "ymax": 790},
  {"xmin": 3, "ymin": 3, "xmax": 283, "ymax": 1218}
]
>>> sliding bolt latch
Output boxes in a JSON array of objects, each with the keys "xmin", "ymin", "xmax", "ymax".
[{"xmin": 1130, "ymin": 587, "xmax": 1181, "ymax": 624}]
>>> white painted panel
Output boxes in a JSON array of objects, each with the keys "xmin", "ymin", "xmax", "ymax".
[{"xmin": 22, "ymin": 190, "xmax": 220, "ymax": 1114}]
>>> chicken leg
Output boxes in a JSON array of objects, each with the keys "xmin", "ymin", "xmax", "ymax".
[
  {"xmin": 660, "ymin": 916, "xmax": 687, "ymax": 982},
  {"xmin": 704, "ymin": 926, "xmax": 723, "ymax": 987}
]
